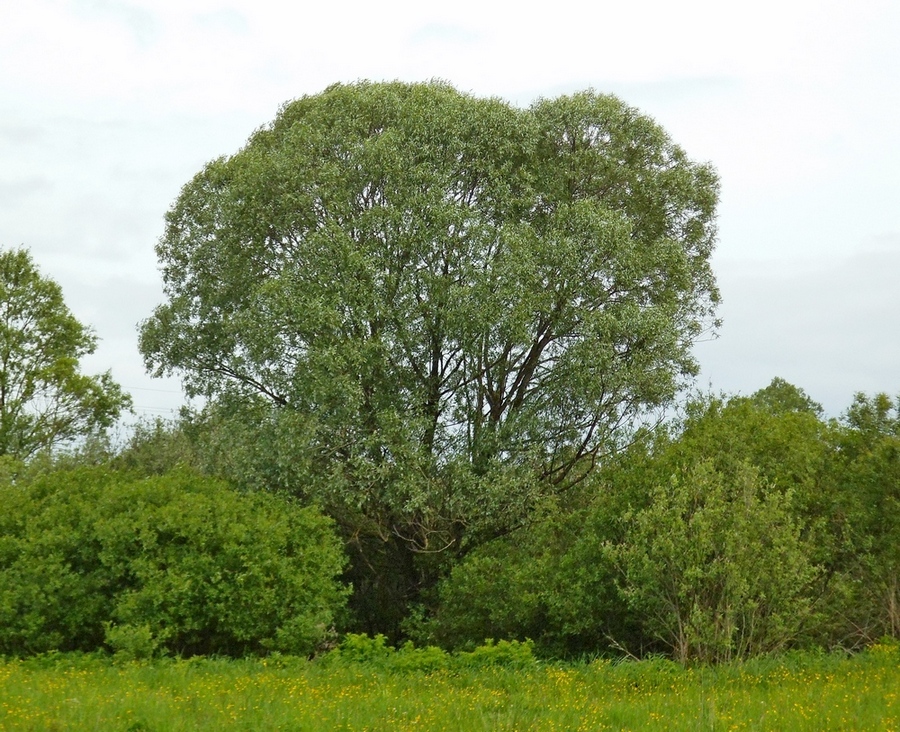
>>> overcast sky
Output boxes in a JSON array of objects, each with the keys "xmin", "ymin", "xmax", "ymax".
[{"xmin": 2, "ymin": 0, "xmax": 898, "ymax": 421}]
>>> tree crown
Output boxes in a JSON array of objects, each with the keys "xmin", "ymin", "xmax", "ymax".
[
  {"xmin": 139, "ymin": 81, "xmax": 719, "ymax": 543},
  {"xmin": 0, "ymin": 247, "xmax": 130, "ymax": 458}
]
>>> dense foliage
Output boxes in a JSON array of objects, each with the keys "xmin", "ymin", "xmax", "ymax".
[
  {"xmin": 0, "ymin": 467, "xmax": 347, "ymax": 657},
  {"xmin": 424, "ymin": 382, "xmax": 900, "ymax": 661},
  {"xmin": 2, "ymin": 376, "xmax": 898, "ymax": 662}
]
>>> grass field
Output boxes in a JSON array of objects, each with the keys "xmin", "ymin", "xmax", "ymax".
[{"xmin": 0, "ymin": 644, "xmax": 897, "ymax": 731}]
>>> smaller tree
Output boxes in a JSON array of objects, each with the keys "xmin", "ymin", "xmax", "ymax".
[
  {"xmin": 0, "ymin": 248, "xmax": 130, "ymax": 458},
  {"xmin": 614, "ymin": 460, "xmax": 819, "ymax": 663}
]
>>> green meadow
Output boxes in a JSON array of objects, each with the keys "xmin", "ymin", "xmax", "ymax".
[{"xmin": 1, "ymin": 645, "xmax": 897, "ymax": 731}]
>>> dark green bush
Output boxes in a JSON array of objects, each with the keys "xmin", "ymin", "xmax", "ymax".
[
  {"xmin": 454, "ymin": 638, "xmax": 537, "ymax": 669},
  {"xmin": 424, "ymin": 482, "xmax": 641, "ymax": 658},
  {"xmin": 0, "ymin": 467, "xmax": 348, "ymax": 657}
]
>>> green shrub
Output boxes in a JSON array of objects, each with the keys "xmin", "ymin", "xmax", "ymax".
[
  {"xmin": 332, "ymin": 633, "xmax": 396, "ymax": 667},
  {"xmin": 0, "ymin": 469, "xmax": 114, "ymax": 654},
  {"xmin": 454, "ymin": 638, "xmax": 537, "ymax": 669},
  {"xmin": 104, "ymin": 622, "xmax": 160, "ymax": 661},
  {"xmin": 325, "ymin": 635, "xmax": 535, "ymax": 672},
  {"xmin": 613, "ymin": 460, "xmax": 819, "ymax": 663},
  {"xmin": 392, "ymin": 641, "xmax": 451, "ymax": 673},
  {"xmin": 424, "ymin": 483, "xmax": 640, "ymax": 658},
  {"xmin": 327, "ymin": 634, "xmax": 452, "ymax": 673},
  {"xmin": 0, "ymin": 467, "xmax": 348, "ymax": 657}
]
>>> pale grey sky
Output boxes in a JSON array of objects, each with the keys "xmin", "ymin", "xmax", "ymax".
[{"xmin": 1, "ymin": 0, "xmax": 898, "ymax": 419}]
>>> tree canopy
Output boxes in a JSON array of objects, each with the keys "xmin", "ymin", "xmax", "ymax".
[
  {"xmin": 139, "ymin": 82, "xmax": 719, "ymax": 631},
  {"xmin": 0, "ymin": 248, "xmax": 130, "ymax": 459}
]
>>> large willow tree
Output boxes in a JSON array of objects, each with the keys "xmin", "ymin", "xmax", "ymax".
[{"xmin": 140, "ymin": 81, "xmax": 719, "ymax": 632}]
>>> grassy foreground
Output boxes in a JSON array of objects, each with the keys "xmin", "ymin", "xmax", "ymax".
[{"xmin": 0, "ymin": 646, "xmax": 898, "ymax": 731}]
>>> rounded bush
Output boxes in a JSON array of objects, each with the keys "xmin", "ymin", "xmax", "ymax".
[{"xmin": 0, "ymin": 467, "xmax": 348, "ymax": 657}]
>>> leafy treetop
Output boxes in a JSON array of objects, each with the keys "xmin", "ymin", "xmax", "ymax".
[
  {"xmin": 0, "ymin": 248, "xmax": 130, "ymax": 459},
  {"xmin": 140, "ymin": 81, "xmax": 720, "ymax": 547}
]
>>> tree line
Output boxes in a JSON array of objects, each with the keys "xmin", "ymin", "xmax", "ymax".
[
  {"xmin": 1, "ymin": 81, "xmax": 896, "ymax": 662},
  {"xmin": 2, "ymin": 378, "xmax": 896, "ymax": 662}
]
